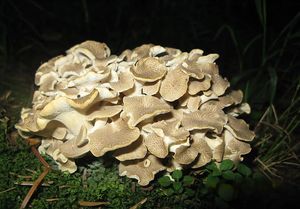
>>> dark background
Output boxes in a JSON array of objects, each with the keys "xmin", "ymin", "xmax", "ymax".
[{"xmin": 1, "ymin": 0, "xmax": 299, "ymax": 76}]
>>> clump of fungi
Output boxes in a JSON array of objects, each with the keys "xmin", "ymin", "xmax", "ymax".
[{"xmin": 16, "ymin": 41, "xmax": 255, "ymax": 186}]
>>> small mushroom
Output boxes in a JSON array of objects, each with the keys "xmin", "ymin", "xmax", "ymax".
[
  {"xmin": 114, "ymin": 137, "xmax": 147, "ymax": 161},
  {"xmin": 227, "ymin": 103, "xmax": 251, "ymax": 116},
  {"xmin": 191, "ymin": 133, "xmax": 213, "ymax": 168},
  {"xmin": 68, "ymin": 40, "xmax": 110, "ymax": 60},
  {"xmin": 211, "ymin": 74, "xmax": 230, "ymax": 96},
  {"xmin": 223, "ymin": 130, "xmax": 251, "ymax": 162},
  {"xmin": 88, "ymin": 118, "xmax": 140, "ymax": 157},
  {"xmin": 225, "ymin": 115, "xmax": 255, "ymax": 141},
  {"xmin": 58, "ymin": 126, "xmax": 90, "ymax": 158},
  {"xmin": 196, "ymin": 54, "xmax": 219, "ymax": 63},
  {"xmin": 142, "ymin": 80, "xmax": 161, "ymax": 96},
  {"xmin": 182, "ymin": 106, "xmax": 227, "ymax": 134},
  {"xmin": 110, "ymin": 71, "xmax": 135, "ymax": 92},
  {"xmin": 160, "ymin": 67, "xmax": 189, "ymax": 101},
  {"xmin": 187, "ymin": 96, "xmax": 201, "ymax": 112},
  {"xmin": 143, "ymin": 132, "xmax": 168, "ymax": 158},
  {"xmin": 122, "ymin": 95, "xmax": 172, "ymax": 127},
  {"xmin": 188, "ymin": 76, "xmax": 211, "ymax": 95},
  {"xmin": 173, "ymin": 144, "xmax": 198, "ymax": 165},
  {"xmin": 85, "ymin": 105, "xmax": 123, "ymax": 121},
  {"xmin": 130, "ymin": 57, "xmax": 167, "ymax": 82},
  {"xmin": 119, "ymin": 155, "xmax": 166, "ymax": 186}
]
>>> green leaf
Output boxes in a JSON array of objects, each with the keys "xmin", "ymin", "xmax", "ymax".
[
  {"xmin": 218, "ymin": 183, "xmax": 235, "ymax": 202},
  {"xmin": 206, "ymin": 162, "xmax": 218, "ymax": 171},
  {"xmin": 212, "ymin": 169, "xmax": 222, "ymax": 177},
  {"xmin": 172, "ymin": 182, "xmax": 182, "ymax": 192},
  {"xmin": 183, "ymin": 175, "xmax": 194, "ymax": 186},
  {"xmin": 220, "ymin": 160, "xmax": 234, "ymax": 171},
  {"xmin": 237, "ymin": 163, "xmax": 252, "ymax": 177},
  {"xmin": 185, "ymin": 188, "xmax": 195, "ymax": 197},
  {"xmin": 205, "ymin": 175, "xmax": 219, "ymax": 189},
  {"xmin": 163, "ymin": 188, "xmax": 174, "ymax": 196},
  {"xmin": 172, "ymin": 170, "xmax": 183, "ymax": 181},
  {"xmin": 234, "ymin": 173, "xmax": 243, "ymax": 183},
  {"xmin": 222, "ymin": 170, "xmax": 235, "ymax": 181},
  {"xmin": 158, "ymin": 176, "xmax": 172, "ymax": 187}
]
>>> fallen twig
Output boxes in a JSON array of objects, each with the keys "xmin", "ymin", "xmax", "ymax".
[
  {"xmin": 78, "ymin": 201, "xmax": 110, "ymax": 207},
  {"xmin": 19, "ymin": 168, "xmax": 50, "ymax": 209},
  {"xmin": 46, "ymin": 198, "xmax": 60, "ymax": 202},
  {"xmin": 15, "ymin": 181, "xmax": 51, "ymax": 187},
  {"xmin": 10, "ymin": 172, "xmax": 32, "ymax": 179},
  {"xmin": 19, "ymin": 145, "xmax": 51, "ymax": 209},
  {"xmin": 0, "ymin": 187, "xmax": 16, "ymax": 194},
  {"xmin": 130, "ymin": 198, "xmax": 147, "ymax": 209}
]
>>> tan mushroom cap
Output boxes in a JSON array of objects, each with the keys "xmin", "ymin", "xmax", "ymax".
[
  {"xmin": 122, "ymin": 95, "xmax": 172, "ymax": 127},
  {"xmin": 149, "ymin": 45, "xmax": 166, "ymax": 57},
  {"xmin": 224, "ymin": 130, "xmax": 251, "ymax": 158},
  {"xmin": 67, "ymin": 70, "xmax": 110, "ymax": 88},
  {"xmin": 188, "ymin": 49, "xmax": 204, "ymax": 61},
  {"xmin": 188, "ymin": 76, "xmax": 211, "ymax": 95},
  {"xmin": 58, "ymin": 63, "xmax": 84, "ymax": 78},
  {"xmin": 173, "ymin": 145, "xmax": 198, "ymax": 165},
  {"xmin": 142, "ymin": 80, "xmax": 161, "ymax": 96},
  {"xmin": 196, "ymin": 54, "xmax": 219, "ymax": 63},
  {"xmin": 228, "ymin": 103, "xmax": 251, "ymax": 117},
  {"xmin": 181, "ymin": 61, "xmax": 205, "ymax": 79},
  {"xmin": 160, "ymin": 67, "xmax": 189, "ymax": 101},
  {"xmin": 58, "ymin": 159, "xmax": 77, "ymax": 173},
  {"xmin": 144, "ymin": 132, "xmax": 168, "ymax": 158},
  {"xmin": 150, "ymin": 119, "xmax": 189, "ymax": 141},
  {"xmin": 58, "ymin": 126, "xmax": 90, "ymax": 158},
  {"xmin": 38, "ymin": 72, "xmax": 58, "ymax": 92},
  {"xmin": 191, "ymin": 133, "xmax": 213, "ymax": 168},
  {"xmin": 69, "ymin": 40, "xmax": 110, "ymax": 59},
  {"xmin": 86, "ymin": 105, "xmax": 122, "ymax": 121},
  {"xmin": 182, "ymin": 106, "xmax": 227, "ymax": 134},
  {"xmin": 222, "ymin": 90, "xmax": 244, "ymax": 105},
  {"xmin": 39, "ymin": 139, "xmax": 78, "ymax": 173},
  {"xmin": 52, "ymin": 127, "xmax": 68, "ymax": 140},
  {"xmin": 131, "ymin": 44, "xmax": 154, "ymax": 59},
  {"xmin": 200, "ymin": 90, "xmax": 244, "ymax": 110},
  {"xmin": 67, "ymin": 90, "xmax": 100, "ymax": 110},
  {"xmin": 35, "ymin": 55, "xmax": 62, "ymax": 85},
  {"xmin": 110, "ymin": 71, "xmax": 134, "ymax": 92},
  {"xmin": 225, "ymin": 115, "xmax": 255, "ymax": 141},
  {"xmin": 205, "ymin": 134, "xmax": 225, "ymax": 162},
  {"xmin": 40, "ymin": 90, "xmax": 99, "ymax": 118},
  {"xmin": 211, "ymin": 74, "xmax": 230, "ymax": 96},
  {"xmin": 16, "ymin": 110, "xmax": 41, "ymax": 132},
  {"xmin": 114, "ymin": 137, "xmax": 147, "ymax": 161},
  {"xmin": 119, "ymin": 154, "xmax": 166, "ymax": 186},
  {"xmin": 187, "ymin": 96, "xmax": 201, "ymax": 112},
  {"xmin": 88, "ymin": 118, "xmax": 140, "ymax": 157},
  {"xmin": 130, "ymin": 57, "xmax": 167, "ymax": 82}
]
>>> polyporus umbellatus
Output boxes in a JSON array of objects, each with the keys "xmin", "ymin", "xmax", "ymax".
[{"xmin": 16, "ymin": 41, "xmax": 255, "ymax": 186}]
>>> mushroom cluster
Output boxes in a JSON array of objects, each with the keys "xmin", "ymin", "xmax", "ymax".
[{"xmin": 16, "ymin": 41, "xmax": 255, "ymax": 186}]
